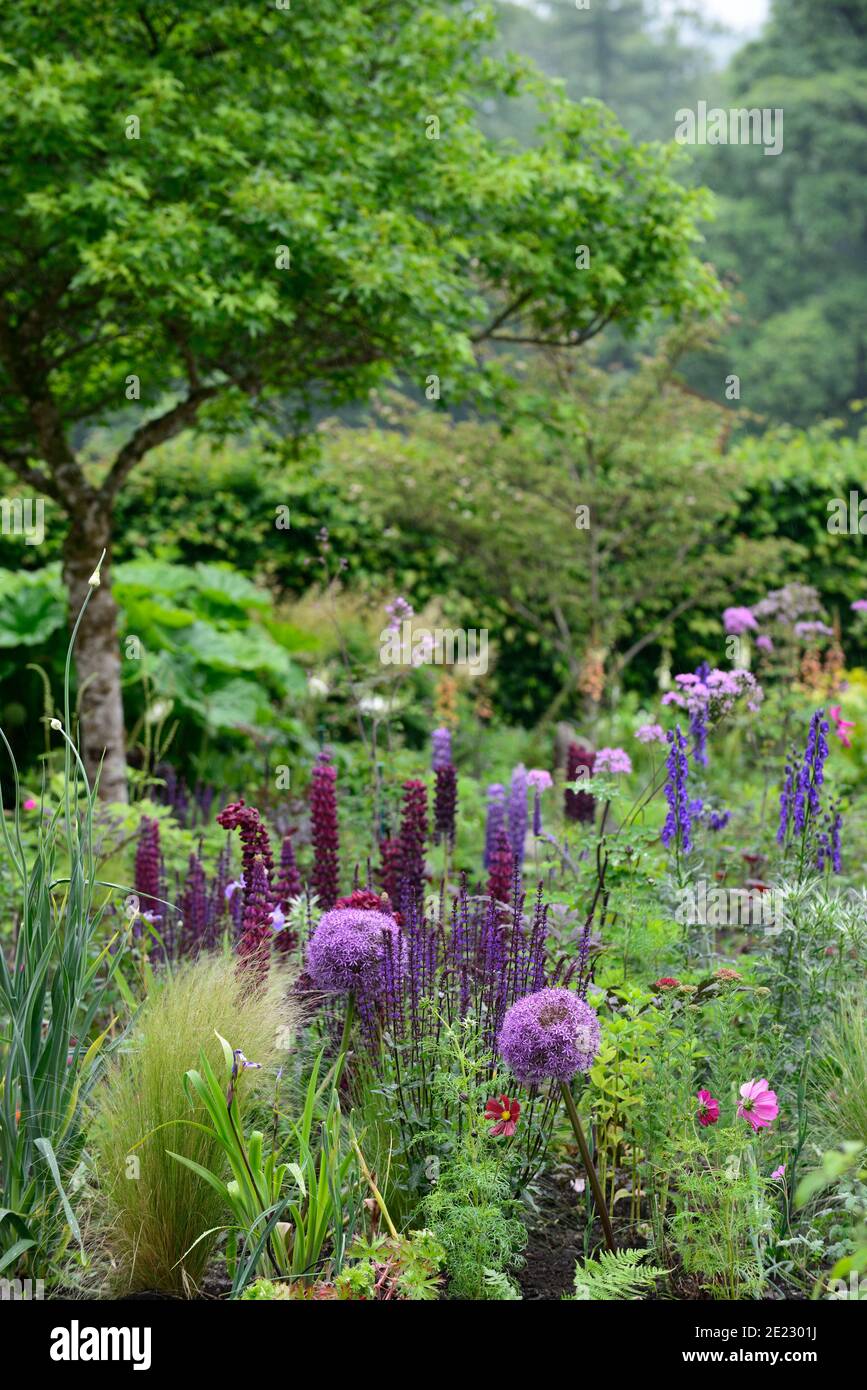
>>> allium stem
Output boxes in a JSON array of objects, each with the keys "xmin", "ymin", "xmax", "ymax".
[{"xmin": 559, "ymin": 1080, "xmax": 616, "ymax": 1253}]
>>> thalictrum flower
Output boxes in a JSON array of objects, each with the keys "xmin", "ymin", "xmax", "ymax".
[
  {"xmin": 771, "ymin": 1164, "xmax": 786, "ymax": 1181},
  {"xmin": 485, "ymin": 1094, "xmax": 520, "ymax": 1137},
  {"xmin": 696, "ymin": 1089, "xmax": 720, "ymax": 1127},
  {"xmin": 737, "ymin": 1078, "xmax": 779, "ymax": 1131}
]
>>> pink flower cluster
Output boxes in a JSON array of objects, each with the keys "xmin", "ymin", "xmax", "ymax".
[
  {"xmin": 695, "ymin": 1077, "xmax": 779, "ymax": 1133},
  {"xmin": 663, "ymin": 667, "xmax": 763, "ymax": 717},
  {"xmin": 594, "ymin": 747, "xmax": 632, "ymax": 775}
]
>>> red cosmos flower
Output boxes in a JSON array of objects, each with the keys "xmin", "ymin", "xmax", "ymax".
[
  {"xmin": 654, "ymin": 977, "xmax": 681, "ymax": 990},
  {"xmin": 485, "ymin": 1094, "xmax": 520, "ymax": 1137}
]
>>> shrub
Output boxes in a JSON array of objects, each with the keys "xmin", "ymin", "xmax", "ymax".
[{"xmin": 89, "ymin": 953, "xmax": 294, "ymax": 1295}]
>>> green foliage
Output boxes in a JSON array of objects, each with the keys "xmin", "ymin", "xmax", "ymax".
[
  {"xmin": 422, "ymin": 1142, "xmax": 526, "ymax": 1300},
  {"xmin": 668, "ymin": 1126, "xmax": 774, "ymax": 1300},
  {"xmin": 0, "ymin": 0, "xmax": 716, "ymax": 474},
  {"xmin": 336, "ymin": 1229, "xmax": 446, "ymax": 1301},
  {"xmin": 0, "ymin": 585, "xmax": 125, "ymax": 1282},
  {"xmin": 569, "ymin": 1247, "xmax": 667, "ymax": 1301},
  {"xmin": 89, "ymin": 954, "xmax": 293, "ymax": 1295},
  {"xmin": 814, "ymin": 996, "xmax": 867, "ymax": 1149}
]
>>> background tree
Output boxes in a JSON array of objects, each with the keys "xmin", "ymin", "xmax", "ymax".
[
  {"xmin": 0, "ymin": 0, "xmax": 719, "ymax": 799},
  {"xmin": 687, "ymin": 0, "xmax": 867, "ymax": 424},
  {"xmin": 314, "ymin": 328, "xmax": 794, "ymax": 727}
]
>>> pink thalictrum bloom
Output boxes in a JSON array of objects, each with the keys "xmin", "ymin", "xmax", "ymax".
[
  {"xmin": 771, "ymin": 1164, "xmax": 786, "ymax": 1181},
  {"xmin": 737, "ymin": 1078, "xmax": 779, "ymax": 1131},
  {"xmin": 696, "ymin": 1089, "xmax": 720, "ymax": 1127}
]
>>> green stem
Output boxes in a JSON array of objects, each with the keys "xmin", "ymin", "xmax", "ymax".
[
  {"xmin": 333, "ymin": 993, "xmax": 356, "ymax": 1092},
  {"xmin": 560, "ymin": 1080, "xmax": 616, "ymax": 1253}
]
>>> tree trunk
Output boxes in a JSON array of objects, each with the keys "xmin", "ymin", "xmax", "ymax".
[{"xmin": 62, "ymin": 498, "xmax": 128, "ymax": 803}]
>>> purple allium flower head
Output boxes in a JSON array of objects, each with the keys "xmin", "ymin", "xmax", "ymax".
[
  {"xmin": 852, "ymin": 599, "xmax": 867, "ymax": 613},
  {"xmin": 508, "ymin": 764, "xmax": 528, "ymax": 866},
  {"xmin": 636, "ymin": 723, "xmax": 666, "ymax": 745},
  {"xmin": 431, "ymin": 726, "xmax": 452, "ymax": 771},
  {"xmin": 756, "ymin": 634, "xmax": 774, "ymax": 652},
  {"xmin": 595, "ymin": 747, "xmax": 632, "ymax": 774},
  {"xmin": 498, "ymin": 987, "xmax": 600, "ymax": 1085},
  {"xmin": 483, "ymin": 783, "xmax": 507, "ymax": 869},
  {"xmin": 723, "ymin": 606, "xmax": 757, "ymax": 636},
  {"xmin": 306, "ymin": 908, "xmax": 404, "ymax": 998}
]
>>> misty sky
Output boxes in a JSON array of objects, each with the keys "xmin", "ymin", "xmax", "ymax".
[{"xmin": 700, "ymin": 0, "xmax": 769, "ymax": 32}]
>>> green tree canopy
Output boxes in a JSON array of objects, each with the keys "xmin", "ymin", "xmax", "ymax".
[{"xmin": 0, "ymin": 0, "xmax": 720, "ymax": 798}]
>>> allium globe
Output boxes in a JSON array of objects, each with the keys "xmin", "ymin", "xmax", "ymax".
[
  {"xmin": 306, "ymin": 908, "xmax": 403, "ymax": 998},
  {"xmin": 498, "ymin": 987, "xmax": 600, "ymax": 1085}
]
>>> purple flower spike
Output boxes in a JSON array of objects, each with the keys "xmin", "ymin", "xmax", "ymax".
[
  {"xmin": 431, "ymin": 726, "xmax": 452, "ymax": 771},
  {"xmin": 499, "ymin": 987, "xmax": 600, "ymax": 1085},
  {"xmin": 509, "ymin": 764, "xmax": 528, "ymax": 867}
]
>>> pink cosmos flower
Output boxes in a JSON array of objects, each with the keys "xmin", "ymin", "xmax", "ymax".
[
  {"xmin": 696, "ymin": 1089, "xmax": 720, "ymax": 1127},
  {"xmin": 771, "ymin": 1164, "xmax": 786, "ymax": 1181},
  {"xmin": 829, "ymin": 705, "xmax": 855, "ymax": 750},
  {"xmin": 737, "ymin": 1078, "xmax": 779, "ymax": 1131}
]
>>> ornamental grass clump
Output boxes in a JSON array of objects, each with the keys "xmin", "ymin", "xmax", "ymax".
[{"xmin": 89, "ymin": 953, "xmax": 294, "ymax": 1296}]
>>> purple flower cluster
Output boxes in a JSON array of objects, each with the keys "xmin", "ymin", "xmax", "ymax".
[
  {"xmin": 483, "ymin": 783, "xmax": 506, "ymax": 869},
  {"xmin": 431, "ymin": 726, "xmax": 452, "ymax": 772},
  {"xmin": 307, "ymin": 908, "xmax": 403, "ymax": 997},
  {"xmin": 817, "ymin": 802, "xmax": 843, "ymax": 874},
  {"xmin": 564, "ymin": 743, "xmax": 596, "ymax": 823},
  {"xmin": 509, "ymin": 764, "xmax": 528, "ymax": 867},
  {"xmin": 778, "ymin": 709, "xmax": 831, "ymax": 848},
  {"xmin": 310, "ymin": 752, "xmax": 340, "ymax": 908},
  {"xmin": 398, "ymin": 779, "xmax": 428, "ymax": 908},
  {"xmin": 134, "ymin": 817, "xmax": 163, "ymax": 936},
  {"xmin": 661, "ymin": 725, "xmax": 699, "ymax": 854},
  {"xmin": 595, "ymin": 747, "xmax": 632, "ymax": 775},
  {"xmin": 432, "ymin": 727, "xmax": 457, "ymax": 850},
  {"xmin": 498, "ymin": 987, "xmax": 600, "ymax": 1085}
]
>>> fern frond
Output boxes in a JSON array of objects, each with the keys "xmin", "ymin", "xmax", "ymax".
[{"xmin": 568, "ymin": 1248, "xmax": 667, "ymax": 1301}]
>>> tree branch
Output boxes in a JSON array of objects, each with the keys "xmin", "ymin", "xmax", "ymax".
[{"xmin": 100, "ymin": 385, "xmax": 222, "ymax": 500}]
